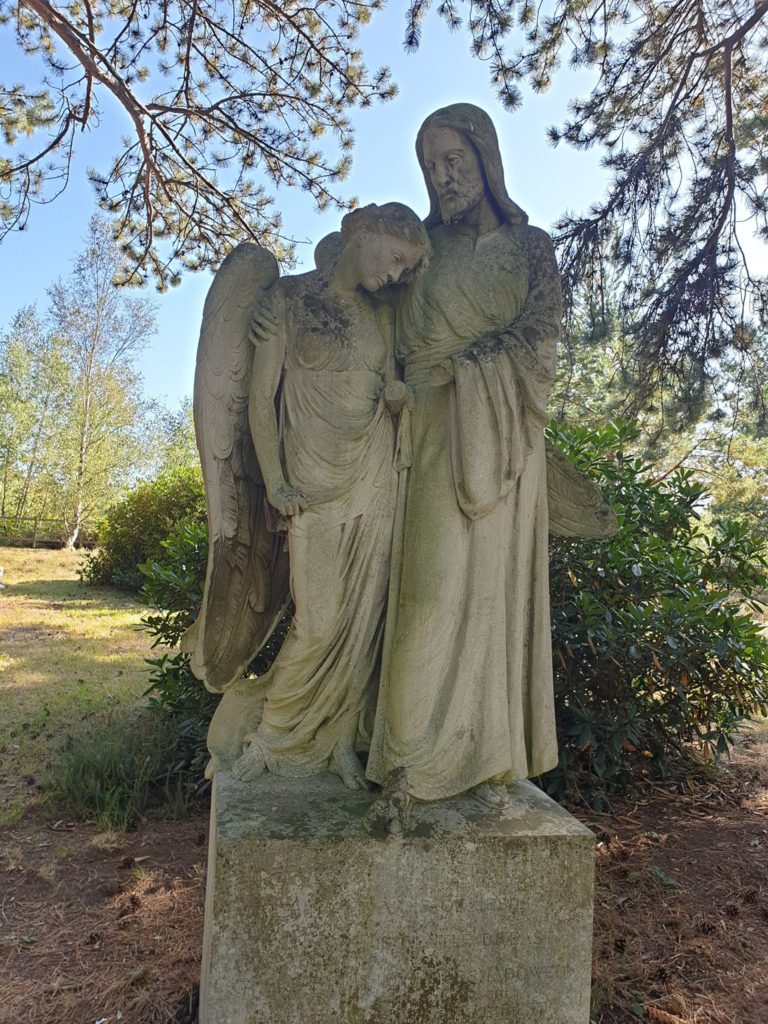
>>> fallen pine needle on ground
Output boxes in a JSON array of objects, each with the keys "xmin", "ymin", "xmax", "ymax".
[
  {"xmin": 1, "ymin": 548, "xmax": 766, "ymax": 1023},
  {"xmin": 586, "ymin": 720, "xmax": 768, "ymax": 1023}
]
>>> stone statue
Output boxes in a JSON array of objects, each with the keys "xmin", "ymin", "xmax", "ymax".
[
  {"xmin": 183, "ymin": 203, "xmax": 431, "ymax": 787},
  {"xmin": 186, "ymin": 103, "xmax": 615, "ymax": 827},
  {"xmin": 195, "ymin": 106, "xmax": 609, "ymax": 1024},
  {"xmin": 365, "ymin": 103, "xmax": 614, "ymax": 833}
]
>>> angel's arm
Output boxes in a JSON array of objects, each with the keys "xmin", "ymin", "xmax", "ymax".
[{"xmin": 248, "ymin": 290, "xmax": 307, "ymax": 517}]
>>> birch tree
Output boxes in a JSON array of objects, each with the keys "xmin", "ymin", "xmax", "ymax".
[{"xmin": 47, "ymin": 214, "xmax": 156, "ymax": 545}]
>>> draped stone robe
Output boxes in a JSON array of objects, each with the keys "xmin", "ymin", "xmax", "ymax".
[
  {"xmin": 366, "ymin": 221, "xmax": 562, "ymax": 800},
  {"xmin": 254, "ymin": 274, "xmax": 397, "ymax": 776}
]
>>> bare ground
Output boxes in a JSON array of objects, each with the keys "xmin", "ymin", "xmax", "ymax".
[
  {"xmin": 588, "ymin": 725, "xmax": 768, "ymax": 1023},
  {"xmin": 1, "ymin": 549, "xmax": 766, "ymax": 1023},
  {"xmin": 1, "ymin": 731, "xmax": 766, "ymax": 1024},
  {"xmin": 0, "ymin": 813, "xmax": 207, "ymax": 1024}
]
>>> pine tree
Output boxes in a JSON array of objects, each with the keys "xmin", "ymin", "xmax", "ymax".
[
  {"xmin": 409, "ymin": 0, "xmax": 768, "ymax": 388},
  {"xmin": 1, "ymin": 0, "xmax": 394, "ymax": 287}
]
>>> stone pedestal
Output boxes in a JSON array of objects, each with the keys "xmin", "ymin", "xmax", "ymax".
[{"xmin": 200, "ymin": 773, "xmax": 595, "ymax": 1024}]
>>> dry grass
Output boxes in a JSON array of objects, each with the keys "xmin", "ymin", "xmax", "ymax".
[{"xmin": 0, "ymin": 547, "xmax": 151, "ymax": 819}]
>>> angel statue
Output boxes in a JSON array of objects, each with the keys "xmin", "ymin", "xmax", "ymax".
[{"xmin": 182, "ymin": 202, "xmax": 431, "ymax": 789}]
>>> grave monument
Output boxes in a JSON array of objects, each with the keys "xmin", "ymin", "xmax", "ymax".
[{"xmin": 186, "ymin": 102, "xmax": 616, "ymax": 1024}]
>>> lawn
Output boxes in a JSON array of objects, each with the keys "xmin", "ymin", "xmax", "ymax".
[
  {"xmin": 0, "ymin": 547, "xmax": 204, "ymax": 1024},
  {"xmin": 0, "ymin": 546, "xmax": 152, "ymax": 823}
]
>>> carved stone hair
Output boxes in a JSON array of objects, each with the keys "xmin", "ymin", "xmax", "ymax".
[
  {"xmin": 340, "ymin": 202, "xmax": 432, "ymax": 281},
  {"xmin": 416, "ymin": 103, "xmax": 529, "ymax": 232}
]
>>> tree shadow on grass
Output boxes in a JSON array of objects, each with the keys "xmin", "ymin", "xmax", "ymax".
[
  {"xmin": 1, "ymin": 627, "xmax": 153, "ymax": 778},
  {"xmin": 4, "ymin": 578, "xmax": 142, "ymax": 609}
]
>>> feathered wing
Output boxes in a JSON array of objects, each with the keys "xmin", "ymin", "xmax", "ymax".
[
  {"xmin": 183, "ymin": 243, "xmax": 290, "ymax": 692},
  {"xmin": 314, "ymin": 230, "xmax": 343, "ymax": 272},
  {"xmin": 545, "ymin": 441, "xmax": 618, "ymax": 539}
]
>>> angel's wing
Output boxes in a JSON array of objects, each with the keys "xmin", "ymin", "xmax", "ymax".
[
  {"xmin": 546, "ymin": 440, "xmax": 618, "ymax": 539},
  {"xmin": 183, "ymin": 243, "xmax": 290, "ymax": 692},
  {"xmin": 314, "ymin": 230, "xmax": 343, "ymax": 272}
]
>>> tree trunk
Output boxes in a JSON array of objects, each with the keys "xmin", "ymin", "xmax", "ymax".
[
  {"xmin": 14, "ymin": 391, "xmax": 52, "ymax": 529},
  {"xmin": 1, "ymin": 431, "xmax": 15, "ymax": 526},
  {"xmin": 66, "ymin": 370, "xmax": 93, "ymax": 550}
]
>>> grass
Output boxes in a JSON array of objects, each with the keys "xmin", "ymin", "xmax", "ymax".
[
  {"xmin": 0, "ymin": 546, "xmax": 152, "ymax": 818},
  {"xmin": 0, "ymin": 797, "xmax": 26, "ymax": 828},
  {"xmin": 51, "ymin": 712, "xmax": 196, "ymax": 830}
]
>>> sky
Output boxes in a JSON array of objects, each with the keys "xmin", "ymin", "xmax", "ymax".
[{"xmin": 0, "ymin": 5, "xmax": 607, "ymax": 410}]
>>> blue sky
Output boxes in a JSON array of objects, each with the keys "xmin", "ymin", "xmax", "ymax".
[{"xmin": 0, "ymin": 5, "xmax": 605, "ymax": 409}]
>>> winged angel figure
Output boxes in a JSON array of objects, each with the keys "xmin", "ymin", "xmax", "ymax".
[
  {"xmin": 184, "ymin": 197, "xmax": 616, "ymax": 807},
  {"xmin": 183, "ymin": 203, "xmax": 432, "ymax": 789}
]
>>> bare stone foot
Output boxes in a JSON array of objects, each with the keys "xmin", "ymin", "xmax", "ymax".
[
  {"xmin": 366, "ymin": 769, "xmax": 413, "ymax": 836},
  {"xmin": 473, "ymin": 781, "xmax": 511, "ymax": 809},
  {"xmin": 329, "ymin": 742, "xmax": 369, "ymax": 791},
  {"xmin": 231, "ymin": 734, "xmax": 267, "ymax": 782},
  {"xmin": 206, "ymin": 683, "xmax": 266, "ymax": 776}
]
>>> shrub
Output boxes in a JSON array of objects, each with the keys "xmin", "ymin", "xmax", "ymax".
[
  {"xmin": 138, "ymin": 521, "xmax": 291, "ymax": 788},
  {"xmin": 140, "ymin": 521, "xmax": 216, "ymax": 789},
  {"xmin": 546, "ymin": 419, "xmax": 768, "ymax": 806},
  {"xmin": 49, "ymin": 712, "xmax": 195, "ymax": 831},
  {"xmin": 79, "ymin": 467, "xmax": 206, "ymax": 590}
]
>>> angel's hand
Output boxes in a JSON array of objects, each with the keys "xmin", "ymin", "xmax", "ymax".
[
  {"xmin": 267, "ymin": 480, "xmax": 308, "ymax": 517},
  {"xmin": 383, "ymin": 379, "xmax": 413, "ymax": 413},
  {"xmin": 249, "ymin": 294, "xmax": 280, "ymax": 347}
]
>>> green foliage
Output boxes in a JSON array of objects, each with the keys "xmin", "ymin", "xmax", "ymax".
[
  {"xmin": 47, "ymin": 215, "xmax": 157, "ymax": 547},
  {"xmin": 2, "ymin": 1, "xmax": 396, "ymax": 286},
  {"xmin": 703, "ymin": 432, "xmax": 768, "ymax": 539},
  {"xmin": 139, "ymin": 520, "xmax": 291, "ymax": 785},
  {"xmin": 80, "ymin": 467, "xmax": 205, "ymax": 590},
  {"xmin": 140, "ymin": 521, "xmax": 216, "ymax": 789},
  {"xmin": 0, "ymin": 306, "xmax": 71, "ymax": 539},
  {"xmin": 0, "ymin": 218, "xmax": 158, "ymax": 546},
  {"xmin": 547, "ymin": 419, "xmax": 768, "ymax": 806},
  {"xmin": 49, "ymin": 712, "xmax": 196, "ymax": 831},
  {"xmin": 154, "ymin": 397, "xmax": 199, "ymax": 474},
  {"xmin": 553, "ymin": 305, "xmax": 768, "ymax": 538}
]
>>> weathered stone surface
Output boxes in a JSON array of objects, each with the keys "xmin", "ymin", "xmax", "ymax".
[
  {"xmin": 188, "ymin": 105, "xmax": 617, "ymax": 823},
  {"xmin": 200, "ymin": 772, "xmax": 595, "ymax": 1024},
  {"xmin": 187, "ymin": 203, "xmax": 431, "ymax": 790}
]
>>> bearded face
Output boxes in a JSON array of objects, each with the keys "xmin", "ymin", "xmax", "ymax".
[{"xmin": 421, "ymin": 125, "xmax": 486, "ymax": 226}]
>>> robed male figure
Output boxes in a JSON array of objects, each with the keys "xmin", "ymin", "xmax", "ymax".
[{"xmin": 367, "ymin": 104, "xmax": 563, "ymax": 828}]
